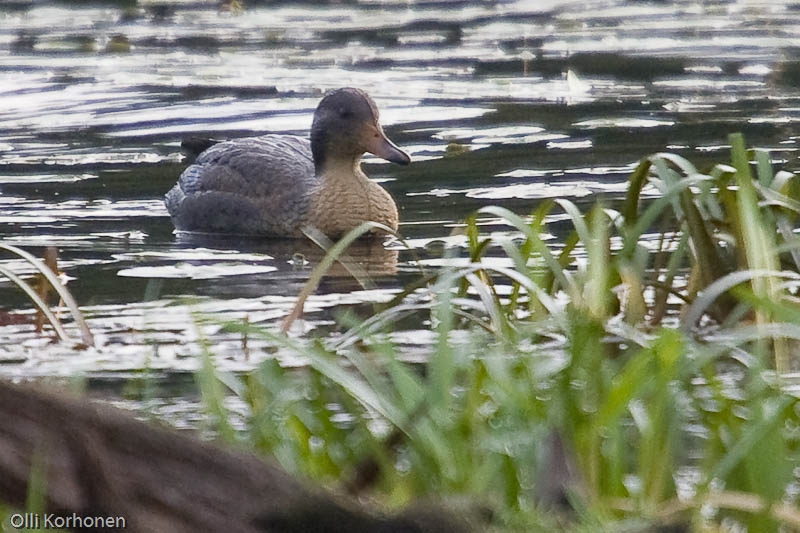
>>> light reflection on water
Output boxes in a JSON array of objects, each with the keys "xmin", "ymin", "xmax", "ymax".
[{"xmin": 0, "ymin": 0, "xmax": 799, "ymax": 381}]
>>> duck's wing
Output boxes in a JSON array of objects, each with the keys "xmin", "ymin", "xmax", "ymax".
[
  {"xmin": 179, "ymin": 135, "xmax": 315, "ymax": 196},
  {"xmin": 165, "ymin": 135, "xmax": 318, "ymax": 235}
]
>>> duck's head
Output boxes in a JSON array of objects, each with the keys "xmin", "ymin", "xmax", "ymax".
[{"xmin": 310, "ymin": 87, "xmax": 411, "ymax": 171}]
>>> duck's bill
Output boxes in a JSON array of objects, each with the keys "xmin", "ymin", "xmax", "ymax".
[{"xmin": 364, "ymin": 125, "xmax": 411, "ymax": 166}]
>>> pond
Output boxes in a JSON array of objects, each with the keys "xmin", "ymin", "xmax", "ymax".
[{"xmin": 1, "ymin": 0, "xmax": 799, "ymax": 411}]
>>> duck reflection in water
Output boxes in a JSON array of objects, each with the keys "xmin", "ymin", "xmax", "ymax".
[{"xmin": 173, "ymin": 231, "xmax": 400, "ymax": 280}]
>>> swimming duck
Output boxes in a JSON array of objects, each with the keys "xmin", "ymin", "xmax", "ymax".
[{"xmin": 164, "ymin": 88, "xmax": 410, "ymax": 238}]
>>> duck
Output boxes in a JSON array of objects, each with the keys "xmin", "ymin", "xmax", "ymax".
[{"xmin": 164, "ymin": 87, "xmax": 411, "ymax": 238}]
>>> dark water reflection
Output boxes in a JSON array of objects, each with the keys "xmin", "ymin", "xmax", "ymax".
[{"xmin": 1, "ymin": 0, "xmax": 799, "ymax": 381}]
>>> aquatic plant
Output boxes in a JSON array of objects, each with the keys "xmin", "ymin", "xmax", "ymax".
[
  {"xmin": 199, "ymin": 135, "xmax": 800, "ymax": 531},
  {"xmin": 0, "ymin": 244, "xmax": 94, "ymax": 347}
]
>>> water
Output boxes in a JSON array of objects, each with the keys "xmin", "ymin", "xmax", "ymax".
[{"xmin": 1, "ymin": 0, "xmax": 799, "ymax": 385}]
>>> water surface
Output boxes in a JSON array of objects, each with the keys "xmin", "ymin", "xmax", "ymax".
[{"xmin": 1, "ymin": 0, "xmax": 799, "ymax": 387}]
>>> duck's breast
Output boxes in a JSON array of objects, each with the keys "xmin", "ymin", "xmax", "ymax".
[{"xmin": 308, "ymin": 168, "xmax": 399, "ymax": 238}]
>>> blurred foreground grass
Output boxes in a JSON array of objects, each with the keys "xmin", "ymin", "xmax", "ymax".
[{"xmin": 198, "ymin": 134, "xmax": 800, "ymax": 531}]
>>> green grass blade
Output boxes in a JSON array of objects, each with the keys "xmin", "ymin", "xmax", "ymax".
[{"xmin": 622, "ymin": 158, "xmax": 653, "ymax": 224}]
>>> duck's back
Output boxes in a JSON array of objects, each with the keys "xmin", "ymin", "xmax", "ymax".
[{"xmin": 165, "ymin": 135, "xmax": 318, "ymax": 236}]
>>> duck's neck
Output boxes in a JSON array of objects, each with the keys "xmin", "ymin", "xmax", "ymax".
[{"xmin": 316, "ymin": 156, "xmax": 367, "ymax": 188}]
